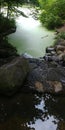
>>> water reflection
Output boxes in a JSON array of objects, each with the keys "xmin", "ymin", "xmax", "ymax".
[
  {"xmin": 27, "ymin": 94, "xmax": 58, "ymax": 130},
  {"xmin": 28, "ymin": 117, "xmax": 57, "ymax": 130},
  {"xmin": 0, "ymin": 93, "xmax": 65, "ymax": 130}
]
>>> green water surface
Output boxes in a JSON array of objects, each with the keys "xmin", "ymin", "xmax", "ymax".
[
  {"xmin": 2, "ymin": 7, "xmax": 64, "ymax": 130},
  {"xmin": 8, "ymin": 8, "xmax": 55, "ymax": 57}
]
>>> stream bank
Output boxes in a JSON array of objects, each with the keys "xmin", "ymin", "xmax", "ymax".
[
  {"xmin": 0, "ymin": 6, "xmax": 65, "ymax": 95},
  {"xmin": 0, "ymin": 38, "xmax": 18, "ymax": 67},
  {"xmin": 0, "ymin": 36, "xmax": 65, "ymax": 95},
  {"xmin": 0, "ymin": 36, "xmax": 65, "ymax": 130},
  {"xmin": 0, "ymin": 5, "xmax": 65, "ymax": 130}
]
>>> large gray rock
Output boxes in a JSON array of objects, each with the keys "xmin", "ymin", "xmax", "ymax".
[
  {"xmin": 0, "ymin": 56, "xmax": 29, "ymax": 95},
  {"xmin": 27, "ymin": 58, "xmax": 65, "ymax": 94}
]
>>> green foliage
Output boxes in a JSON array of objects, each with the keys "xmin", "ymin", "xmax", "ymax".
[
  {"xmin": 57, "ymin": 32, "xmax": 65, "ymax": 40},
  {"xmin": 39, "ymin": 0, "xmax": 65, "ymax": 29},
  {"xmin": 40, "ymin": 12, "xmax": 62, "ymax": 29},
  {"xmin": 40, "ymin": 10, "xmax": 48, "ymax": 23},
  {"xmin": 4, "ymin": 0, "xmax": 26, "ymax": 6},
  {"xmin": 29, "ymin": 0, "xmax": 39, "ymax": 6},
  {"xmin": 7, "ymin": 18, "xmax": 16, "ymax": 29},
  {"xmin": 54, "ymin": 32, "xmax": 65, "ymax": 47},
  {"xmin": 0, "ymin": 14, "xmax": 16, "ymax": 33},
  {"xmin": 38, "ymin": 0, "xmax": 56, "ymax": 8},
  {"xmin": 48, "ymin": 0, "xmax": 65, "ymax": 19}
]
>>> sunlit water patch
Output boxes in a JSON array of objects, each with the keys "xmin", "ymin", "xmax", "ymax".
[{"xmin": 8, "ymin": 7, "xmax": 55, "ymax": 57}]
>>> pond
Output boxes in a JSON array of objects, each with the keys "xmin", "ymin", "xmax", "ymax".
[{"xmin": 8, "ymin": 7, "xmax": 55, "ymax": 57}]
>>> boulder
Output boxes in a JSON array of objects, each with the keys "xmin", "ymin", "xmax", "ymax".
[
  {"xmin": 0, "ymin": 56, "xmax": 29, "ymax": 95},
  {"xmin": 44, "ymin": 54, "xmax": 63, "ymax": 62},
  {"xmin": 0, "ymin": 55, "xmax": 65, "ymax": 95},
  {"xmin": 55, "ymin": 39, "xmax": 65, "ymax": 46},
  {"xmin": 46, "ymin": 47, "xmax": 55, "ymax": 53},
  {"xmin": 55, "ymin": 45, "xmax": 65, "ymax": 52},
  {"xmin": 26, "ymin": 59, "xmax": 65, "ymax": 94}
]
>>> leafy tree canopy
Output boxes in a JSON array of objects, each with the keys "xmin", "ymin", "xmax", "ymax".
[{"xmin": 39, "ymin": 0, "xmax": 65, "ymax": 29}]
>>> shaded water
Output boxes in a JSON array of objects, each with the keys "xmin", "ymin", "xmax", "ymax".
[
  {"xmin": 1, "ymin": 7, "xmax": 65, "ymax": 130},
  {"xmin": 8, "ymin": 7, "xmax": 55, "ymax": 57},
  {"xmin": 0, "ymin": 93, "xmax": 65, "ymax": 130}
]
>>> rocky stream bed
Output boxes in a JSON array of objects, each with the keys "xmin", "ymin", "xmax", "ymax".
[
  {"xmin": 0, "ymin": 32, "xmax": 65, "ymax": 130},
  {"xmin": 0, "ymin": 37, "xmax": 65, "ymax": 96}
]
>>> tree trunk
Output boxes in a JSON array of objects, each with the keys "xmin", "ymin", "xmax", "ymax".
[
  {"xmin": 7, "ymin": 4, "xmax": 9, "ymax": 18},
  {"xmin": 0, "ymin": 3, "xmax": 2, "ymax": 13}
]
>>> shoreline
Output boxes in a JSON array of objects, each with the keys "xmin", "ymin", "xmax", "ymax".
[{"xmin": 0, "ymin": 23, "xmax": 65, "ymax": 96}]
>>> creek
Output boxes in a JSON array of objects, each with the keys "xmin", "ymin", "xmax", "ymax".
[
  {"xmin": 8, "ymin": 7, "xmax": 55, "ymax": 57},
  {"xmin": 0, "ymin": 6, "xmax": 65, "ymax": 130}
]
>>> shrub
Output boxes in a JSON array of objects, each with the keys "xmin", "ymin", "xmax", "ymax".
[
  {"xmin": 39, "ymin": 0, "xmax": 65, "ymax": 29},
  {"xmin": 0, "ymin": 15, "xmax": 16, "ymax": 33},
  {"xmin": 39, "ymin": 10, "xmax": 48, "ymax": 24},
  {"xmin": 40, "ymin": 11, "xmax": 63, "ymax": 29},
  {"xmin": 45, "ymin": 14, "xmax": 63, "ymax": 29},
  {"xmin": 58, "ymin": 32, "xmax": 65, "ymax": 40}
]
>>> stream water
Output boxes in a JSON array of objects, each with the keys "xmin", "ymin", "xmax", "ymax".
[
  {"xmin": 0, "ymin": 7, "xmax": 65, "ymax": 130},
  {"xmin": 8, "ymin": 7, "xmax": 55, "ymax": 57},
  {"xmin": 0, "ymin": 93, "xmax": 65, "ymax": 130}
]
